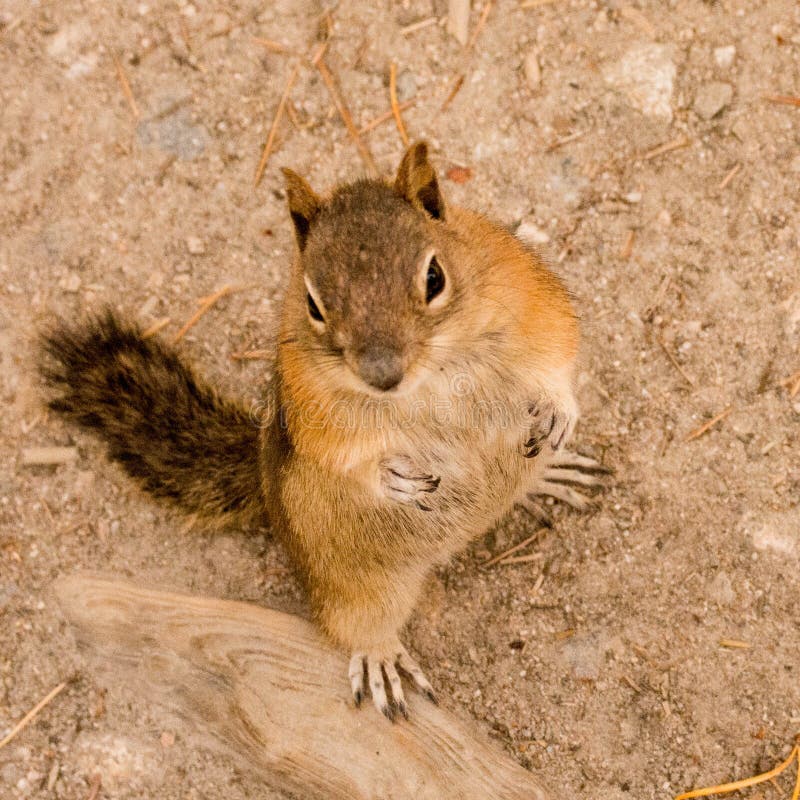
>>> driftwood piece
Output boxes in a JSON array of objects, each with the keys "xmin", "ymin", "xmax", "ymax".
[{"xmin": 54, "ymin": 575, "xmax": 555, "ymax": 800}]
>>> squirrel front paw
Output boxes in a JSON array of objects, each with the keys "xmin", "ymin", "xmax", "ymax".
[
  {"xmin": 379, "ymin": 454, "xmax": 440, "ymax": 511},
  {"xmin": 349, "ymin": 643, "xmax": 437, "ymax": 721},
  {"xmin": 523, "ymin": 394, "xmax": 578, "ymax": 457}
]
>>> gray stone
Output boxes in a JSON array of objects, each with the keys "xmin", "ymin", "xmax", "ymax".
[
  {"xmin": 713, "ymin": 45, "xmax": 736, "ymax": 68},
  {"xmin": 603, "ymin": 43, "xmax": 676, "ymax": 121},
  {"xmin": 694, "ymin": 82, "xmax": 733, "ymax": 120},
  {"xmin": 137, "ymin": 102, "xmax": 210, "ymax": 160},
  {"xmin": 395, "ymin": 69, "xmax": 417, "ymax": 102}
]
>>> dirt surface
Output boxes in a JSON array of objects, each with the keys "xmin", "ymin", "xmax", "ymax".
[{"xmin": 2, "ymin": 0, "xmax": 799, "ymax": 798}]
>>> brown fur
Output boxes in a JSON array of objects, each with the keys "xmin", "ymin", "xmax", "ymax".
[{"xmin": 40, "ymin": 142, "xmax": 582, "ymax": 713}]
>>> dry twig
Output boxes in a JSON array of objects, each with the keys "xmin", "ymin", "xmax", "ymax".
[
  {"xmin": 400, "ymin": 17, "xmax": 438, "ymax": 36},
  {"xmin": 620, "ymin": 229, "xmax": 635, "ymax": 260},
  {"xmin": 173, "ymin": 285, "xmax": 235, "ymax": 343},
  {"xmin": 252, "ymin": 36, "xmax": 293, "ymax": 54},
  {"xmin": 313, "ymin": 47, "xmax": 377, "ymax": 175},
  {"xmin": 642, "ymin": 136, "xmax": 690, "ymax": 161},
  {"xmin": 685, "ymin": 407, "xmax": 732, "ymax": 442},
  {"xmin": 358, "ymin": 99, "xmax": 416, "ymax": 134},
  {"xmin": 112, "ymin": 53, "xmax": 140, "ymax": 119},
  {"xmin": 675, "ymin": 740, "xmax": 800, "ymax": 800},
  {"xmin": 21, "ymin": 447, "xmax": 78, "ymax": 466},
  {"xmin": 141, "ymin": 317, "xmax": 171, "ymax": 339},
  {"xmin": 657, "ymin": 336, "xmax": 695, "ymax": 387},
  {"xmin": 481, "ymin": 528, "xmax": 548, "ymax": 569},
  {"xmin": 0, "ymin": 682, "xmax": 67, "ymax": 750},
  {"xmin": 719, "ymin": 639, "xmax": 750, "ymax": 649},
  {"xmin": 254, "ymin": 63, "xmax": 300, "ymax": 188},
  {"xmin": 718, "ymin": 163, "xmax": 741, "ymax": 190},
  {"xmin": 389, "ymin": 62, "xmax": 410, "ymax": 146},
  {"xmin": 762, "ymin": 93, "xmax": 800, "ymax": 108},
  {"xmin": 467, "ymin": 0, "xmax": 494, "ymax": 50}
]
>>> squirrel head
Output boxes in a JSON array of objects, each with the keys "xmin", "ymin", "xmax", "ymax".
[{"xmin": 281, "ymin": 142, "xmax": 457, "ymax": 396}]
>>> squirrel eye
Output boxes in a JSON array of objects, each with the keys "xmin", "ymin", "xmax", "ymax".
[
  {"xmin": 425, "ymin": 257, "xmax": 445, "ymax": 303},
  {"xmin": 307, "ymin": 292, "xmax": 324, "ymax": 322}
]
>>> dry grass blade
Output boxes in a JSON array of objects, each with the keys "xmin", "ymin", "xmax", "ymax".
[
  {"xmin": 718, "ymin": 163, "xmax": 741, "ymax": 190},
  {"xmin": 685, "ymin": 407, "xmax": 732, "ymax": 442},
  {"xmin": 400, "ymin": 17, "xmax": 437, "ymax": 36},
  {"xmin": 389, "ymin": 62, "xmax": 410, "ymax": 146},
  {"xmin": 675, "ymin": 743, "xmax": 799, "ymax": 800},
  {"xmin": 467, "ymin": 0, "xmax": 494, "ymax": 51},
  {"xmin": 254, "ymin": 62, "xmax": 300, "ymax": 188},
  {"xmin": 762, "ymin": 94, "xmax": 800, "ymax": 107},
  {"xmin": 112, "ymin": 53, "xmax": 140, "ymax": 119},
  {"xmin": 546, "ymin": 130, "xmax": 586, "ymax": 151},
  {"xmin": 481, "ymin": 527, "xmax": 548, "ymax": 568},
  {"xmin": 718, "ymin": 639, "xmax": 750, "ymax": 649},
  {"xmin": 521, "ymin": 0, "xmax": 559, "ymax": 7},
  {"xmin": 620, "ymin": 229, "xmax": 635, "ymax": 260},
  {"xmin": 252, "ymin": 36, "xmax": 293, "ymax": 54},
  {"xmin": 0, "ymin": 682, "xmax": 67, "ymax": 750},
  {"xmin": 358, "ymin": 99, "xmax": 416, "ymax": 134},
  {"xmin": 173, "ymin": 285, "xmax": 234, "ymax": 343},
  {"xmin": 642, "ymin": 136, "xmax": 690, "ymax": 161},
  {"xmin": 439, "ymin": 74, "xmax": 465, "ymax": 113},
  {"xmin": 314, "ymin": 50, "xmax": 377, "ymax": 175},
  {"xmin": 141, "ymin": 317, "xmax": 171, "ymax": 339},
  {"xmin": 657, "ymin": 336, "xmax": 695, "ymax": 387}
]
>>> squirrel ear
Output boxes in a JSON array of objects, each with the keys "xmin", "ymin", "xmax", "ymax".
[
  {"xmin": 282, "ymin": 168, "xmax": 321, "ymax": 251},
  {"xmin": 394, "ymin": 141, "xmax": 445, "ymax": 221}
]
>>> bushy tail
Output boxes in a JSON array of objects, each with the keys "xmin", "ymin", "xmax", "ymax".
[{"xmin": 40, "ymin": 310, "xmax": 264, "ymax": 526}]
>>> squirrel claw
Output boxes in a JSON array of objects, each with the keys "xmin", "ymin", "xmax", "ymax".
[
  {"xmin": 349, "ymin": 644, "xmax": 435, "ymax": 720},
  {"xmin": 523, "ymin": 398, "xmax": 576, "ymax": 457},
  {"xmin": 380, "ymin": 455, "xmax": 440, "ymax": 509},
  {"xmin": 527, "ymin": 449, "xmax": 610, "ymax": 512}
]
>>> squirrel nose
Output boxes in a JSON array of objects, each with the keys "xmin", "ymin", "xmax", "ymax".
[{"xmin": 357, "ymin": 347, "xmax": 404, "ymax": 391}]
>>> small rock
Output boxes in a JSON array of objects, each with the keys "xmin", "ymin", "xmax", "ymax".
[
  {"xmin": 694, "ymin": 82, "xmax": 733, "ymax": 120},
  {"xmin": 209, "ymin": 12, "xmax": 230, "ymax": 37},
  {"xmin": 516, "ymin": 220, "xmax": 550, "ymax": 245},
  {"xmin": 61, "ymin": 272, "xmax": 81, "ymax": 293},
  {"xmin": 657, "ymin": 209, "xmax": 672, "ymax": 226},
  {"xmin": 523, "ymin": 50, "xmax": 541, "ymax": 90},
  {"xmin": 713, "ymin": 45, "xmax": 736, "ymax": 68},
  {"xmin": 563, "ymin": 635, "xmax": 602, "ymax": 681},
  {"xmin": 185, "ymin": 236, "xmax": 205, "ymax": 255},
  {"xmin": 603, "ymin": 43, "xmax": 676, "ymax": 121},
  {"xmin": 394, "ymin": 69, "xmax": 416, "ymax": 102},
  {"xmin": 623, "ymin": 191, "xmax": 642, "ymax": 204},
  {"xmin": 710, "ymin": 570, "xmax": 735, "ymax": 606}
]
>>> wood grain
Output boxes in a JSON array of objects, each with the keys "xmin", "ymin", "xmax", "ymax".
[{"xmin": 54, "ymin": 575, "xmax": 555, "ymax": 800}]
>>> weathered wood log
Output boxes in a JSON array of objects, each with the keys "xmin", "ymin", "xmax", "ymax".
[{"xmin": 54, "ymin": 575, "xmax": 555, "ymax": 800}]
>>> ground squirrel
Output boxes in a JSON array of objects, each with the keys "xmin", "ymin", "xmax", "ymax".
[{"xmin": 40, "ymin": 142, "xmax": 607, "ymax": 720}]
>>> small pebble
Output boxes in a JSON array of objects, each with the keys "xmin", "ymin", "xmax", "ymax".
[
  {"xmin": 516, "ymin": 220, "xmax": 550, "ymax": 245},
  {"xmin": 394, "ymin": 69, "xmax": 417, "ymax": 102},
  {"xmin": 185, "ymin": 236, "xmax": 205, "ymax": 255},
  {"xmin": 694, "ymin": 81, "xmax": 733, "ymax": 120},
  {"xmin": 524, "ymin": 50, "xmax": 541, "ymax": 90},
  {"xmin": 61, "ymin": 272, "xmax": 81, "ymax": 293},
  {"xmin": 713, "ymin": 45, "xmax": 736, "ymax": 68}
]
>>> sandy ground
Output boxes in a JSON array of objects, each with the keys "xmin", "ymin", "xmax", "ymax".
[{"xmin": 2, "ymin": 0, "xmax": 799, "ymax": 797}]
